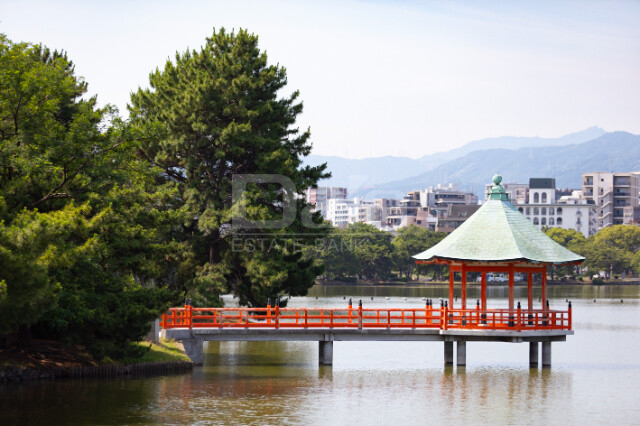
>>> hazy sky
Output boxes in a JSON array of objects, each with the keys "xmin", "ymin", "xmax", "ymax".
[{"xmin": 2, "ymin": 0, "xmax": 639, "ymax": 158}]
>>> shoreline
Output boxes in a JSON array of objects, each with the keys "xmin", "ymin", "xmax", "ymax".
[
  {"xmin": 0, "ymin": 339, "xmax": 193, "ymax": 384},
  {"xmin": 0, "ymin": 360, "xmax": 193, "ymax": 384}
]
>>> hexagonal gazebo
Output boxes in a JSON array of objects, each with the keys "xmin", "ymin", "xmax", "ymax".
[{"xmin": 413, "ymin": 174, "xmax": 584, "ymax": 367}]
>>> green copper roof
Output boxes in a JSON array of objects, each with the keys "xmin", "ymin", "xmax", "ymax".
[{"xmin": 413, "ymin": 176, "xmax": 585, "ymax": 265}]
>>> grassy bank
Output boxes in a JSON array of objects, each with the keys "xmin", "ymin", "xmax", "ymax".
[
  {"xmin": 0, "ymin": 338, "xmax": 190, "ymax": 370},
  {"xmin": 126, "ymin": 339, "xmax": 191, "ymax": 364}
]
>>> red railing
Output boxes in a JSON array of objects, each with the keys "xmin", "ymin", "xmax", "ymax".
[{"xmin": 161, "ymin": 301, "xmax": 572, "ymax": 331}]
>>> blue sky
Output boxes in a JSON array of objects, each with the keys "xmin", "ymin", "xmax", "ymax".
[{"xmin": 1, "ymin": 0, "xmax": 639, "ymax": 158}]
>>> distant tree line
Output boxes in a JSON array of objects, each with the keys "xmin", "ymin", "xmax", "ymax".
[
  {"xmin": 545, "ymin": 225, "xmax": 640, "ymax": 280},
  {"xmin": 315, "ymin": 223, "xmax": 447, "ymax": 282}
]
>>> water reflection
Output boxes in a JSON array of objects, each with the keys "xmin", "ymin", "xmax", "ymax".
[{"xmin": 1, "ymin": 284, "xmax": 639, "ymax": 425}]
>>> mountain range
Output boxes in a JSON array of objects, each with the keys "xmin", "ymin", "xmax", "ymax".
[{"xmin": 304, "ymin": 127, "xmax": 640, "ymax": 199}]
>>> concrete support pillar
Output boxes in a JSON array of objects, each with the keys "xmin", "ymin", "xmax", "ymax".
[
  {"xmin": 542, "ymin": 341, "xmax": 552, "ymax": 368},
  {"xmin": 182, "ymin": 338, "xmax": 204, "ymax": 365},
  {"xmin": 456, "ymin": 341, "xmax": 466, "ymax": 366},
  {"xmin": 145, "ymin": 319, "xmax": 160, "ymax": 344},
  {"xmin": 444, "ymin": 341, "xmax": 454, "ymax": 366},
  {"xmin": 319, "ymin": 340, "xmax": 333, "ymax": 365},
  {"xmin": 529, "ymin": 342, "xmax": 539, "ymax": 368}
]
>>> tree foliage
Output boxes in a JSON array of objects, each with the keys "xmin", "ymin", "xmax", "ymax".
[
  {"xmin": 392, "ymin": 225, "xmax": 446, "ymax": 279},
  {"xmin": 0, "ymin": 35, "xmax": 178, "ymax": 357},
  {"xmin": 581, "ymin": 225, "xmax": 640, "ymax": 278},
  {"xmin": 129, "ymin": 28, "xmax": 328, "ymax": 307},
  {"xmin": 317, "ymin": 227, "xmax": 360, "ymax": 281},
  {"xmin": 545, "ymin": 225, "xmax": 640, "ymax": 279}
]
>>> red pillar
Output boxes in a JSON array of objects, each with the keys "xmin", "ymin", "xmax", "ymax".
[
  {"xmin": 461, "ymin": 264, "xmax": 467, "ymax": 310},
  {"xmin": 448, "ymin": 267, "xmax": 454, "ymax": 309},
  {"xmin": 542, "ymin": 267, "xmax": 547, "ymax": 311},
  {"xmin": 481, "ymin": 272, "xmax": 487, "ymax": 311},
  {"xmin": 508, "ymin": 264, "xmax": 515, "ymax": 311},
  {"xmin": 527, "ymin": 272, "xmax": 533, "ymax": 311}
]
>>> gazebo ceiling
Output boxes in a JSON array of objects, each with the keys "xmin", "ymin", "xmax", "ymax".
[{"xmin": 413, "ymin": 175, "xmax": 585, "ymax": 266}]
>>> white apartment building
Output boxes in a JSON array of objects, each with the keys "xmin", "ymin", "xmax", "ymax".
[
  {"xmin": 582, "ymin": 172, "xmax": 640, "ymax": 233},
  {"xmin": 347, "ymin": 199, "xmax": 377, "ymax": 224},
  {"xmin": 515, "ymin": 178, "xmax": 594, "ymax": 237},
  {"xmin": 420, "ymin": 184, "xmax": 479, "ymax": 217},
  {"xmin": 325, "ymin": 198, "xmax": 353, "ymax": 227},
  {"xmin": 325, "ymin": 197, "xmax": 379, "ymax": 228}
]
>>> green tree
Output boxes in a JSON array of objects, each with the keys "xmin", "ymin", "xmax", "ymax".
[
  {"xmin": 544, "ymin": 227, "xmax": 586, "ymax": 250},
  {"xmin": 340, "ymin": 223, "xmax": 393, "ymax": 281},
  {"xmin": 0, "ymin": 35, "xmax": 178, "ymax": 357},
  {"xmin": 544, "ymin": 227, "xmax": 586, "ymax": 279},
  {"xmin": 594, "ymin": 225, "xmax": 640, "ymax": 254},
  {"xmin": 392, "ymin": 225, "xmax": 446, "ymax": 279},
  {"xmin": 581, "ymin": 225, "xmax": 640, "ymax": 279},
  {"xmin": 129, "ymin": 28, "xmax": 328, "ymax": 307},
  {"xmin": 317, "ymin": 227, "xmax": 360, "ymax": 281}
]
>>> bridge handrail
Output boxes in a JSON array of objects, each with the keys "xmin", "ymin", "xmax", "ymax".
[{"xmin": 160, "ymin": 303, "xmax": 572, "ymax": 332}]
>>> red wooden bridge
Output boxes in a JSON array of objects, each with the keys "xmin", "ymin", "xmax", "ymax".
[
  {"xmin": 161, "ymin": 300, "xmax": 571, "ymax": 331},
  {"xmin": 160, "ymin": 299, "xmax": 572, "ymax": 367}
]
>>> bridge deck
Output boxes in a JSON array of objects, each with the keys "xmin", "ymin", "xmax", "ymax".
[{"xmin": 162, "ymin": 327, "xmax": 572, "ymax": 343}]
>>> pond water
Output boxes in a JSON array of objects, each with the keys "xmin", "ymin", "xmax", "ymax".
[{"xmin": 1, "ymin": 284, "xmax": 639, "ymax": 425}]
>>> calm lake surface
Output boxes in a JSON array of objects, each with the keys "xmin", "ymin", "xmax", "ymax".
[{"xmin": 1, "ymin": 284, "xmax": 639, "ymax": 425}]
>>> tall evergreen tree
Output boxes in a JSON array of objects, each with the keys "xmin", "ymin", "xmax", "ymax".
[
  {"xmin": 0, "ymin": 34, "xmax": 178, "ymax": 357},
  {"xmin": 129, "ymin": 28, "xmax": 328, "ymax": 307}
]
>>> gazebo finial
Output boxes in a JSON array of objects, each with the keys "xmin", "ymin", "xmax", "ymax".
[{"xmin": 488, "ymin": 174, "xmax": 508, "ymax": 201}]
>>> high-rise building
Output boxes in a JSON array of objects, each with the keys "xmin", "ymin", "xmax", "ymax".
[
  {"xmin": 374, "ymin": 198, "xmax": 398, "ymax": 223},
  {"xmin": 385, "ymin": 191, "xmax": 424, "ymax": 230},
  {"xmin": 582, "ymin": 172, "xmax": 640, "ymax": 233},
  {"xmin": 306, "ymin": 187, "xmax": 347, "ymax": 218},
  {"xmin": 325, "ymin": 198, "xmax": 353, "ymax": 227},
  {"xmin": 420, "ymin": 184, "xmax": 479, "ymax": 218}
]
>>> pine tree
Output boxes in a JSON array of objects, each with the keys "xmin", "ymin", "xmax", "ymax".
[{"xmin": 130, "ymin": 28, "xmax": 328, "ymax": 307}]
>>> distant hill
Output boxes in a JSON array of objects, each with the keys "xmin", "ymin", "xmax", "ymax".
[
  {"xmin": 305, "ymin": 127, "xmax": 606, "ymax": 193},
  {"xmin": 351, "ymin": 131, "xmax": 640, "ymax": 199}
]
